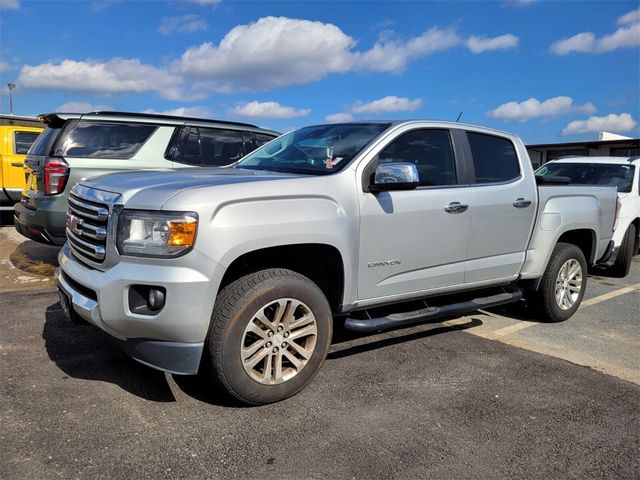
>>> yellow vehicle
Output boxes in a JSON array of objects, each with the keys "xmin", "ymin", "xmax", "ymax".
[{"xmin": 0, "ymin": 115, "xmax": 43, "ymax": 210}]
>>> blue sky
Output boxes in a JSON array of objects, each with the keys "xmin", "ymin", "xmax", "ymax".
[{"xmin": 0, "ymin": 0, "xmax": 638, "ymax": 144}]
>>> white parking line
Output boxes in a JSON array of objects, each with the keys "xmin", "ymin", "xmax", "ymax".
[
  {"xmin": 581, "ymin": 283, "xmax": 640, "ymax": 307},
  {"xmin": 493, "ymin": 321, "xmax": 538, "ymax": 336}
]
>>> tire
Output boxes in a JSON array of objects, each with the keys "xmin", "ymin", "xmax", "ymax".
[
  {"xmin": 203, "ymin": 268, "xmax": 333, "ymax": 405},
  {"xmin": 529, "ymin": 242, "xmax": 587, "ymax": 323},
  {"xmin": 611, "ymin": 224, "xmax": 636, "ymax": 278}
]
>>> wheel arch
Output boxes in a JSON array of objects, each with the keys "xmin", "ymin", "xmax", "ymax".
[{"xmin": 218, "ymin": 243, "xmax": 346, "ymax": 313}]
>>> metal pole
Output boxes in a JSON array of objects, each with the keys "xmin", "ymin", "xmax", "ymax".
[{"xmin": 7, "ymin": 83, "xmax": 16, "ymax": 114}]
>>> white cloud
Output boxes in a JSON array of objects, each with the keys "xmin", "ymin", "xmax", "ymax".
[
  {"xmin": 354, "ymin": 27, "xmax": 462, "ymax": 73},
  {"xmin": 17, "ymin": 58, "xmax": 193, "ymax": 101},
  {"xmin": 175, "ymin": 16, "xmax": 355, "ymax": 91},
  {"xmin": 351, "ymin": 96, "xmax": 423, "ymax": 114},
  {"xmin": 325, "ymin": 112, "xmax": 354, "ymax": 122},
  {"xmin": 0, "ymin": 60, "xmax": 13, "ymax": 73},
  {"xmin": 158, "ymin": 15, "xmax": 207, "ymax": 35},
  {"xmin": 142, "ymin": 106, "xmax": 212, "ymax": 118},
  {"xmin": 505, "ymin": 0, "xmax": 537, "ymax": 5},
  {"xmin": 466, "ymin": 34, "xmax": 519, "ymax": 53},
  {"xmin": 562, "ymin": 113, "xmax": 637, "ymax": 136},
  {"xmin": 16, "ymin": 16, "xmax": 520, "ymax": 99},
  {"xmin": 618, "ymin": 7, "xmax": 640, "ymax": 25},
  {"xmin": 230, "ymin": 101, "xmax": 310, "ymax": 119},
  {"xmin": 488, "ymin": 96, "xmax": 596, "ymax": 121},
  {"xmin": 89, "ymin": 0, "xmax": 119, "ymax": 12},
  {"xmin": 550, "ymin": 8, "xmax": 640, "ymax": 54},
  {"xmin": 0, "ymin": 0, "xmax": 20, "ymax": 9},
  {"xmin": 56, "ymin": 101, "xmax": 112, "ymax": 112}
]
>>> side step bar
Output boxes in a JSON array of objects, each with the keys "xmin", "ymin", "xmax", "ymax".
[{"xmin": 343, "ymin": 288, "xmax": 524, "ymax": 333}]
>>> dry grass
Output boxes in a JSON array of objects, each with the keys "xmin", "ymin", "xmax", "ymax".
[{"xmin": 9, "ymin": 250, "xmax": 57, "ymax": 277}]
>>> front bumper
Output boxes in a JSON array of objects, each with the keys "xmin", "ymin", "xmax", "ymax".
[{"xmin": 55, "ymin": 244, "xmax": 224, "ymax": 375}]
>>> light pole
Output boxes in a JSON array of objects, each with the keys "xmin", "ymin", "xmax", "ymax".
[{"xmin": 7, "ymin": 83, "xmax": 16, "ymax": 115}]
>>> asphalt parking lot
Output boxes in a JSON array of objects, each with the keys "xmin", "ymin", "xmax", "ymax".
[{"xmin": 1, "ymin": 224, "xmax": 639, "ymax": 479}]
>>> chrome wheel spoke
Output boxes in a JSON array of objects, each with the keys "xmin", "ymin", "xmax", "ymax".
[
  {"xmin": 241, "ymin": 297, "xmax": 317, "ymax": 385},
  {"xmin": 288, "ymin": 340, "xmax": 313, "ymax": 360},
  {"xmin": 554, "ymin": 259, "xmax": 583, "ymax": 310}
]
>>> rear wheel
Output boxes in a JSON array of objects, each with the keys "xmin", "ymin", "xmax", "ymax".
[
  {"xmin": 611, "ymin": 224, "xmax": 636, "ymax": 277},
  {"xmin": 203, "ymin": 269, "xmax": 332, "ymax": 405},
  {"xmin": 529, "ymin": 242, "xmax": 587, "ymax": 322}
]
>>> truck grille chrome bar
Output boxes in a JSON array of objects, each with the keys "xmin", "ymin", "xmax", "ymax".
[{"xmin": 66, "ymin": 190, "xmax": 110, "ymax": 264}]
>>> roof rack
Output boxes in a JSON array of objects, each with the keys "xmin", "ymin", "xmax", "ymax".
[{"xmin": 628, "ymin": 155, "xmax": 640, "ymax": 163}]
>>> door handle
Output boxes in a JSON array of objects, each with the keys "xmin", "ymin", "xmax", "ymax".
[
  {"xmin": 444, "ymin": 202, "xmax": 469, "ymax": 214},
  {"xmin": 11, "ymin": 162, "xmax": 23, "ymax": 168},
  {"xmin": 513, "ymin": 198, "xmax": 532, "ymax": 209}
]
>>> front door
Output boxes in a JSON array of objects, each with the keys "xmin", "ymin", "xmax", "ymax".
[{"xmin": 357, "ymin": 128, "xmax": 473, "ymax": 302}]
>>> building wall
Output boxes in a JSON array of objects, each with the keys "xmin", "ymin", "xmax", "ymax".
[{"xmin": 526, "ymin": 140, "xmax": 639, "ymax": 168}]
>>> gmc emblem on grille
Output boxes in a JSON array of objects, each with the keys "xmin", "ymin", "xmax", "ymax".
[{"xmin": 67, "ymin": 214, "xmax": 84, "ymax": 236}]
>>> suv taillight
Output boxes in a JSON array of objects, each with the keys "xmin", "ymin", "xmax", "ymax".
[
  {"xmin": 613, "ymin": 197, "xmax": 622, "ymax": 231},
  {"xmin": 44, "ymin": 157, "xmax": 69, "ymax": 195}
]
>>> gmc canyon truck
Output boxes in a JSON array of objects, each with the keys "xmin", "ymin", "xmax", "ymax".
[{"xmin": 55, "ymin": 121, "xmax": 618, "ymax": 405}]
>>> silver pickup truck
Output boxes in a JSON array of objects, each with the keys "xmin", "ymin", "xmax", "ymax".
[{"xmin": 55, "ymin": 121, "xmax": 617, "ymax": 405}]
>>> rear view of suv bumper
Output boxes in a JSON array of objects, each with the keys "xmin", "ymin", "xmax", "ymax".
[{"xmin": 14, "ymin": 200, "xmax": 67, "ymax": 245}]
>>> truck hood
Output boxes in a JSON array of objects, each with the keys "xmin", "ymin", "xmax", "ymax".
[{"xmin": 78, "ymin": 167, "xmax": 301, "ymax": 207}]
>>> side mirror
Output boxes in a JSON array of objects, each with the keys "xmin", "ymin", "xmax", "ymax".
[{"xmin": 369, "ymin": 162, "xmax": 419, "ymax": 192}]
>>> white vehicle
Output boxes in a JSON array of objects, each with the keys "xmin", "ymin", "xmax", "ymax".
[{"xmin": 536, "ymin": 156, "xmax": 640, "ymax": 276}]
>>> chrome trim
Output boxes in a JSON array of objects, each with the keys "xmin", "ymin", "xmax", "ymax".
[
  {"xmin": 68, "ymin": 195, "xmax": 109, "ymax": 221},
  {"xmin": 66, "ymin": 229, "xmax": 106, "ymax": 260},
  {"xmin": 67, "ymin": 184, "xmax": 124, "ymax": 271},
  {"xmin": 55, "ymin": 268, "xmax": 101, "ymax": 325}
]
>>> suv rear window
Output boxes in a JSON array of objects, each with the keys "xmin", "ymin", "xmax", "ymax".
[
  {"xmin": 14, "ymin": 131, "xmax": 41, "ymax": 154},
  {"xmin": 58, "ymin": 121, "xmax": 156, "ymax": 159},
  {"xmin": 467, "ymin": 132, "xmax": 520, "ymax": 184},
  {"xmin": 28, "ymin": 126, "xmax": 60, "ymax": 156}
]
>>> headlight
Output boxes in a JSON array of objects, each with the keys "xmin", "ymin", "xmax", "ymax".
[{"xmin": 117, "ymin": 210, "xmax": 198, "ymax": 257}]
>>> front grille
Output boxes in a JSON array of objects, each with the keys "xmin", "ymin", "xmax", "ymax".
[{"xmin": 66, "ymin": 193, "xmax": 109, "ymax": 263}]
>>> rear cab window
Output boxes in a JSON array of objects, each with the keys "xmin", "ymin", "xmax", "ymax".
[
  {"xmin": 14, "ymin": 131, "xmax": 41, "ymax": 154},
  {"xmin": 54, "ymin": 121, "xmax": 157, "ymax": 159},
  {"xmin": 467, "ymin": 132, "xmax": 520, "ymax": 184}
]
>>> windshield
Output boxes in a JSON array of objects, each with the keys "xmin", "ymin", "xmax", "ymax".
[
  {"xmin": 235, "ymin": 123, "xmax": 391, "ymax": 175},
  {"xmin": 536, "ymin": 162, "xmax": 635, "ymax": 193}
]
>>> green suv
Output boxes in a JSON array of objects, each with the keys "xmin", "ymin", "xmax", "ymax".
[{"xmin": 14, "ymin": 111, "xmax": 278, "ymax": 245}]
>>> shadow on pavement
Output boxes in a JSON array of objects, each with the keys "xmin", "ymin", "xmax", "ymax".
[
  {"xmin": 10, "ymin": 240, "xmax": 60, "ymax": 277},
  {"xmin": 327, "ymin": 317, "xmax": 483, "ymax": 360},
  {"xmin": 43, "ymin": 301, "xmax": 176, "ymax": 403}
]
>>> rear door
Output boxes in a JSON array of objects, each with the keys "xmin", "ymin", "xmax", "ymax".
[
  {"xmin": 357, "ymin": 127, "xmax": 473, "ymax": 302},
  {"xmin": 2, "ymin": 128, "xmax": 42, "ymax": 201},
  {"xmin": 463, "ymin": 131, "xmax": 538, "ymax": 284}
]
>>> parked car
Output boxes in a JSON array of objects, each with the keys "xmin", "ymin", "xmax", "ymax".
[
  {"xmin": 0, "ymin": 115, "xmax": 43, "ymax": 211},
  {"xmin": 536, "ymin": 156, "xmax": 640, "ymax": 276},
  {"xmin": 55, "ymin": 121, "xmax": 617, "ymax": 405},
  {"xmin": 14, "ymin": 111, "xmax": 279, "ymax": 244}
]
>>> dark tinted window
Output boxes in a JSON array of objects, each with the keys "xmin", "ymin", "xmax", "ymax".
[
  {"xmin": 29, "ymin": 126, "xmax": 61, "ymax": 156},
  {"xmin": 468, "ymin": 132, "xmax": 520, "ymax": 184},
  {"xmin": 537, "ymin": 162, "xmax": 635, "ymax": 193},
  {"xmin": 243, "ymin": 131, "xmax": 276, "ymax": 155},
  {"xmin": 169, "ymin": 127, "xmax": 201, "ymax": 165},
  {"xmin": 14, "ymin": 131, "xmax": 41, "ymax": 154},
  {"xmin": 199, "ymin": 128, "xmax": 244, "ymax": 166},
  {"xmin": 379, "ymin": 129, "xmax": 456, "ymax": 186},
  {"xmin": 60, "ymin": 121, "xmax": 156, "ymax": 159}
]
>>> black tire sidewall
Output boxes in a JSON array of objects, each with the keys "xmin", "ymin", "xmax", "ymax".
[
  {"xmin": 613, "ymin": 224, "xmax": 636, "ymax": 276},
  {"xmin": 212, "ymin": 271, "xmax": 332, "ymax": 404},
  {"xmin": 541, "ymin": 244, "xmax": 588, "ymax": 322}
]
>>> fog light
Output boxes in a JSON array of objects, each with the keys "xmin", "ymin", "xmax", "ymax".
[{"xmin": 148, "ymin": 288, "xmax": 165, "ymax": 311}]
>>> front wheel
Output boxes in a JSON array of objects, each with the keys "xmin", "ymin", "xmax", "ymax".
[
  {"xmin": 529, "ymin": 242, "xmax": 587, "ymax": 322},
  {"xmin": 203, "ymin": 269, "xmax": 333, "ymax": 405}
]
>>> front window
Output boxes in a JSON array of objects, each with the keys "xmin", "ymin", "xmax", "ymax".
[
  {"xmin": 536, "ymin": 162, "xmax": 636, "ymax": 193},
  {"xmin": 235, "ymin": 123, "xmax": 391, "ymax": 175}
]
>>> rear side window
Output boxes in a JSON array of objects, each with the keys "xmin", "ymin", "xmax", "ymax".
[
  {"xmin": 199, "ymin": 128, "xmax": 244, "ymax": 166},
  {"xmin": 243, "ymin": 131, "xmax": 276, "ymax": 155},
  {"xmin": 168, "ymin": 127, "xmax": 249, "ymax": 166},
  {"xmin": 378, "ymin": 129, "xmax": 457, "ymax": 186},
  {"xmin": 14, "ymin": 131, "xmax": 41, "ymax": 154},
  {"xmin": 467, "ymin": 132, "xmax": 520, "ymax": 184},
  {"xmin": 28, "ymin": 126, "xmax": 61, "ymax": 156},
  {"xmin": 58, "ymin": 121, "xmax": 156, "ymax": 159}
]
